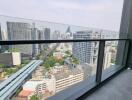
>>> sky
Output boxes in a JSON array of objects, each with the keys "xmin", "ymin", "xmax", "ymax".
[{"xmin": 0, "ymin": 0, "xmax": 124, "ymax": 31}]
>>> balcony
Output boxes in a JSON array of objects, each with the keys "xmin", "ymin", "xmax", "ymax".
[
  {"xmin": 0, "ymin": 21, "xmax": 129, "ymax": 100},
  {"xmin": 0, "ymin": 0, "xmax": 132, "ymax": 100}
]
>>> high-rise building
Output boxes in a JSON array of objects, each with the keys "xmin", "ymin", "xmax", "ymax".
[
  {"xmin": 44, "ymin": 28, "xmax": 50, "ymax": 40},
  {"xmin": 72, "ymin": 31, "xmax": 99, "ymax": 64},
  {"xmin": 103, "ymin": 46, "xmax": 112, "ymax": 69},
  {"xmin": 31, "ymin": 23, "xmax": 39, "ymax": 57},
  {"xmin": 7, "ymin": 22, "xmax": 32, "ymax": 56},
  {"xmin": 0, "ymin": 24, "xmax": 9, "ymax": 52},
  {"xmin": 66, "ymin": 26, "xmax": 72, "ymax": 37},
  {"xmin": 63, "ymin": 26, "xmax": 73, "ymax": 39},
  {"xmin": 37, "ymin": 29, "xmax": 50, "ymax": 52}
]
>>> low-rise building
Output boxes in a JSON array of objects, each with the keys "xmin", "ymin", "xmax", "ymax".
[
  {"xmin": 55, "ymin": 69, "xmax": 84, "ymax": 92},
  {"xmin": 50, "ymin": 65, "xmax": 84, "ymax": 93},
  {"xmin": 0, "ymin": 52, "xmax": 21, "ymax": 66},
  {"xmin": 18, "ymin": 90, "xmax": 34, "ymax": 100},
  {"xmin": 23, "ymin": 81, "xmax": 46, "ymax": 95}
]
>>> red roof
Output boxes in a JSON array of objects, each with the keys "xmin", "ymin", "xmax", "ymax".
[{"xmin": 18, "ymin": 90, "xmax": 33, "ymax": 97}]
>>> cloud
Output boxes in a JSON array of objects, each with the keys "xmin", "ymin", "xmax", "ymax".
[{"xmin": 0, "ymin": 0, "xmax": 124, "ymax": 31}]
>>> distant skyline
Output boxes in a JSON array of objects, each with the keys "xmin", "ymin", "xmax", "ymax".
[{"xmin": 0, "ymin": 0, "xmax": 124, "ymax": 31}]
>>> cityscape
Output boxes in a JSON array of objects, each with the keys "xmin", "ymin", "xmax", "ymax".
[{"xmin": 0, "ymin": 16, "xmax": 119, "ymax": 100}]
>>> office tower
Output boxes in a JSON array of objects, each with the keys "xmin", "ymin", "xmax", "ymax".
[
  {"xmin": 37, "ymin": 29, "xmax": 49, "ymax": 52},
  {"xmin": 66, "ymin": 26, "xmax": 72, "ymax": 37},
  {"xmin": 64, "ymin": 26, "xmax": 73, "ymax": 39},
  {"xmin": 31, "ymin": 23, "xmax": 39, "ymax": 57},
  {"xmin": 72, "ymin": 31, "xmax": 99, "ymax": 64},
  {"xmin": 44, "ymin": 28, "xmax": 50, "ymax": 40},
  {"xmin": 7, "ymin": 22, "xmax": 32, "ymax": 56}
]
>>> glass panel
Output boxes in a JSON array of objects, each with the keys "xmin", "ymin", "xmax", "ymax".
[
  {"xmin": 0, "ymin": 15, "xmax": 119, "ymax": 41},
  {"xmin": 102, "ymin": 40, "xmax": 125, "ymax": 80},
  {"xmin": 0, "ymin": 42, "xmax": 98, "ymax": 100},
  {"xmin": 0, "ymin": 15, "xmax": 124, "ymax": 100},
  {"xmin": 103, "ymin": 41, "xmax": 119, "ymax": 70}
]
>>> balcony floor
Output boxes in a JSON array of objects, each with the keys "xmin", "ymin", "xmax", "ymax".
[{"xmin": 85, "ymin": 69, "xmax": 132, "ymax": 100}]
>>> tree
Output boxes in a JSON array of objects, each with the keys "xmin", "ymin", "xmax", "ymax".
[
  {"xmin": 4, "ymin": 68, "xmax": 17, "ymax": 76},
  {"xmin": 44, "ymin": 61, "xmax": 51, "ymax": 70},
  {"xmin": 22, "ymin": 59, "xmax": 30, "ymax": 64},
  {"xmin": 0, "ymin": 64, "xmax": 5, "ymax": 68},
  {"xmin": 57, "ymin": 59, "xmax": 64, "ymax": 65},
  {"xmin": 0, "ymin": 64, "xmax": 5, "ymax": 72},
  {"xmin": 9, "ymin": 48, "xmax": 20, "ymax": 52},
  {"xmin": 43, "ymin": 56, "xmax": 56, "ymax": 70},
  {"xmin": 72, "ymin": 56, "xmax": 79, "ymax": 64},
  {"xmin": 65, "ymin": 51, "xmax": 71, "ymax": 55},
  {"xmin": 30, "ymin": 95, "xmax": 39, "ymax": 100}
]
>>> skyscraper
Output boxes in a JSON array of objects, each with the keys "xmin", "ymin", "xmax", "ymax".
[
  {"xmin": 38, "ymin": 29, "xmax": 48, "ymax": 51},
  {"xmin": 65, "ymin": 26, "xmax": 73, "ymax": 39},
  {"xmin": 7, "ymin": 22, "xmax": 32, "ymax": 56},
  {"xmin": 72, "ymin": 31, "xmax": 99, "ymax": 64},
  {"xmin": 44, "ymin": 28, "xmax": 50, "ymax": 40},
  {"xmin": 66, "ymin": 26, "xmax": 72, "ymax": 37},
  {"xmin": 31, "ymin": 23, "xmax": 39, "ymax": 57}
]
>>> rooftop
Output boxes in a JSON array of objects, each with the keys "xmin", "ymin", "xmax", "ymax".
[{"xmin": 18, "ymin": 90, "xmax": 33, "ymax": 97}]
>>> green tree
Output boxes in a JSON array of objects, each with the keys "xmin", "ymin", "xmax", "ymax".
[
  {"xmin": 5, "ymin": 68, "xmax": 17, "ymax": 76},
  {"xmin": 22, "ymin": 59, "xmax": 30, "ymax": 64},
  {"xmin": 65, "ymin": 51, "xmax": 71, "ymax": 55},
  {"xmin": 9, "ymin": 48, "xmax": 20, "ymax": 52},
  {"xmin": 57, "ymin": 59, "xmax": 64, "ymax": 65},
  {"xmin": 72, "ymin": 56, "xmax": 79, "ymax": 64},
  {"xmin": 43, "ymin": 56, "xmax": 56, "ymax": 70},
  {"xmin": 44, "ymin": 61, "xmax": 51, "ymax": 70},
  {"xmin": 0, "ymin": 64, "xmax": 5, "ymax": 68},
  {"xmin": 30, "ymin": 95, "xmax": 39, "ymax": 100},
  {"xmin": 0, "ymin": 63, "xmax": 5, "ymax": 72}
]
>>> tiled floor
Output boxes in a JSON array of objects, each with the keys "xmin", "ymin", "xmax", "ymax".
[{"xmin": 85, "ymin": 69, "xmax": 132, "ymax": 100}]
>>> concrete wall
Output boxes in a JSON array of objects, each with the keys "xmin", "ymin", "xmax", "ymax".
[{"xmin": 0, "ymin": 53, "xmax": 13, "ymax": 66}]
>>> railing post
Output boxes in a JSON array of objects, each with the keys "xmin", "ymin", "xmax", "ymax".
[
  {"xmin": 96, "ymin": 40, "xmax": 105, "ymax": 83},
  {"xmin": 123, "ymin": 40, "xmax": 130, "ymax": 67}
]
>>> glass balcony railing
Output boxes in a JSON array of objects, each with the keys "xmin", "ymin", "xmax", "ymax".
[{"xmin": 0, "ymin": 15, "xmax": 128, "ymax": 100}]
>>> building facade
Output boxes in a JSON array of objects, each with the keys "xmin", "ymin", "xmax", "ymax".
[
  {"xmin": 44, "ymin": 28, "xmax": 50, "ymax": 40},
  {"xmin": 50, "ymin": 65, "xmax": 84, "ymax": 93},
  {"xmin": 7, "ymin": 22, "xmax": 33, "ymax": 56},
  {"xmin": 72, "ymin": 31, "xmax": 99, "ymax": 64},
  {"xmin": 0, "ymin": 52, "xmax": 21, "ymax": 66}
]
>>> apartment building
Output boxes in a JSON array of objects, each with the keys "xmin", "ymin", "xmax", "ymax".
[{"xmin": 73, "ymin": 31, "xmax": 99, "ymax": 64}]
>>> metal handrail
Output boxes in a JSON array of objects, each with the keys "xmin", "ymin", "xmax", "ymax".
[{"xmin": 0, "ymin": 39, "xmax": 128, "ymax": 45}]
